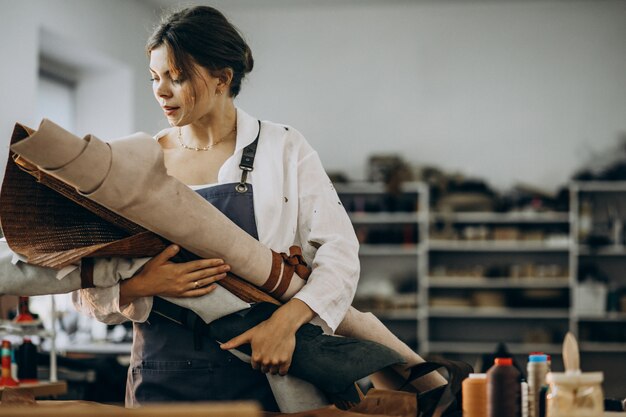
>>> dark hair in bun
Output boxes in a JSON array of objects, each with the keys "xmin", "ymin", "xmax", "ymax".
[{"xmin": 147, "ymin": 6, "xmax": 253, "ymax": 97}]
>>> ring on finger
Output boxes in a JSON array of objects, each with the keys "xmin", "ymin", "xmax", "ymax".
[{"xmin": 194, "ymin": 280, "xmax": 199, "ymax": 289}]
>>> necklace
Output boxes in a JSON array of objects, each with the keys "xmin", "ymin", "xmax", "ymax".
[{"xmin": 178, "ymin": 125, "xmax": 237, "ymax": 151}]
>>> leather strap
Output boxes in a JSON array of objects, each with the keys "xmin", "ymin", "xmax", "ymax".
[
  {"xmin": 261, "ymin": 250, "xmax": 283, "ymax": 293},
  {"xmin": 239, "ymin": 121, "xmax": 260, "ymax": 171},
  {"xmin": 236, "ymin": 120, "xmax": 261, "ymax": 193},
  {"xmin": 284, "ymin": 246, "xmax": 311, "ymax": 280},
  {"xmin": 80, "ymin": 257, "xmax": 95, "ymax": 288},
  {"xmin": 269, "ymin": 246, "xmax": 311, "ymax": 299}
]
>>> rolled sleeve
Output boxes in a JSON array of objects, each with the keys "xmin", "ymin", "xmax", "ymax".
[{"xmin": 72, "ymin": 257, "xmax": 152, "ymax": 324}]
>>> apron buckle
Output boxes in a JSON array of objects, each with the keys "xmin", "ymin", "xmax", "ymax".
[{"xmin": 235, "ymin": 182, "xmax": 248, "ymax": 193}]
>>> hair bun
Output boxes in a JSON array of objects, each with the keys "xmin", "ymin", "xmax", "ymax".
[
  {"xmin": 243, "ymin": 45, "xmax": 254, "ymax": 74},
  {"xmin": 147, "ymin": 6, "xmax": 254, "ymax": 97}
]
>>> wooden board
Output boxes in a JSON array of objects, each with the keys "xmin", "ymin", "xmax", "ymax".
[
  {"xmin": 0, "ymin": 400, "xmax": 260, "ymax": 416},
  {"xmin": 0, "ymin": 381, "xmax": 67, "ymax": 397}
]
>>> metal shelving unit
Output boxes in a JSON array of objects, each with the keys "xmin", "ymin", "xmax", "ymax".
[
  {"xmin": 336, "ymin": 182, "xmax": 428, "ymax": 349},
  {"xmin": 428, "ymin": 307, "xmax": 570, "ymax": 319},
  {"xmin": 428, "ymin": 276, "xmax": 570, "ymax": 289},
  {"xmin": 424, "ymin": 199, "xmax": 573, "ymax": 355},
  {"xmin": 337, "ymin": 181, "xmax": 626, "ymax": 358},
  {"xmin": 571, "ymin": 181, "xmax": 626, "ymax": 358},
  {"xmin": 430, "ymin": 212, "xmax": 571, "ymax": 224},
  {"xmin": 428, "ymin": 240, "xmax": 570, "ymax": 251},
  {"xmin": 359, "ymin": 244, "xmax": 420, "ymax": 256},
  {"xmin": 428, "ymin": 341, "xmax": 563, "ymax": 355}
]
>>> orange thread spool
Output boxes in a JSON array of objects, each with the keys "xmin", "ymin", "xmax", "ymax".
[{"xmin": 463, "ymin": 373, "xmax": 487, "ymax": 417}]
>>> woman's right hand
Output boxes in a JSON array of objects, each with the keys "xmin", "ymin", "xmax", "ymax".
[{"xmin": 119, "ymin": 245, "xmax": 230, "ymax": 305}]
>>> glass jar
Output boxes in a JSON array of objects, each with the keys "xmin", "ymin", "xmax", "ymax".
[{"xmin": 546, "ymin": 371, "xmax": 604, "ymax": 417}]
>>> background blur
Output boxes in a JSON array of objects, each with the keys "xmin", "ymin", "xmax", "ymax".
[
  {"xmin": 0, "ymin": 0, "xmax": 625, "ymax": 405},
  {"xmin": 1, "ymin": 0, "xmax": 625, "ymax": 190}
]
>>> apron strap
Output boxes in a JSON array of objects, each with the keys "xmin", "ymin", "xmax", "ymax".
[{"xmin": 236, "ymin": 120, "xmax": 261, "ymax": 193}]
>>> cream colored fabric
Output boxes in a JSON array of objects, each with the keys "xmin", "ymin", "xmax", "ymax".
[
  {"xmin": 0, "ymin": 239, "xmax": 84, "ymax": 295},
  {"xmin": 0, "ymin": 239, "xmax": 249, "ymax": 325},
  {"xmin": 10, "ymin": 119, "xmax": 293, "ymax": 294}
]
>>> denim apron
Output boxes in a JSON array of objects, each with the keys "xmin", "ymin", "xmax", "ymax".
[{"xmin": 126, "ymin": 122, "xmax": 278, "ymax": 411}]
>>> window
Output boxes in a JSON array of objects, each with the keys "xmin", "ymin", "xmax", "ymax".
[
  {"xmin": 36, "ymin": 57, "xmax": 77, "ymax": 132},
  {"xmin": 30, "ymin": 57, "xmax": 80, "ymax": 337}
]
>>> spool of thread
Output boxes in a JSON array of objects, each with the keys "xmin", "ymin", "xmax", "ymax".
[
  {"xmin": 487, "ymin": 357, "xmax": 521, "ymax": 417},
  {"xmin": 530, "ymin": 351, "xmax": 551, "ymax": 371},
  {"xmin": 527, "ymin": 354, "xmax": 549, "ymax": 417},
  {"xmin": 538, "ymin": 385, "xmax": 548, "ymax": 417},
  {"xmin": 17, "ymin": 337, "xmax": 38, "ymax": 383},
  {"xmin": 521, "ymin": 379, "xmax": 529, "ymax": 417},
  {"xmin": 463, "ymin": 373, "xmax": 487, "ymax": 417},
  {"xmin": 0, "ymin": 340, "xmax": 19, "ymax": 386}
]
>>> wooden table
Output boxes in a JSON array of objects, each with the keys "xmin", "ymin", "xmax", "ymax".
[
  {"xmin": 0, "ymin": 381, "xmax": 67, "ymax": 397},
  {"xmin": 0, "ymin": 400, "xmax": 260, "ymax": 416}
]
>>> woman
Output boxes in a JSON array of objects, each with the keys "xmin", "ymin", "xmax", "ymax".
[{"xmin": 75, "ymin": 5, "xmax": 447, "ymax": 410}]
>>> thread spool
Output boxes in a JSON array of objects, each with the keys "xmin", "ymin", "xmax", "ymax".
[
  {"xmin": 522, "ymin": 379, "xmax": 529, "ymax": 417},
  {"xmin": 0, "ymin": 340, "xmax": 19, "ymax": 386},
  {"xmin": 463, "ymin": 373, "xmax": 487, "ymax": 417},
  {"xmin": 527, "ymin": 354, "xmax": 549, "ymax": 417},
  {"xmin": 487, "ymin": 357, "xmax": 521, "ymax": 417}
]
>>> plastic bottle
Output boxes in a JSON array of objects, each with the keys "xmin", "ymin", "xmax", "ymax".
[
  {"xmin": 0, "ymin": 340, "xmax": 19, "ymax": 386},
  {"xmin": 487, "ymin": 357, "xmax": 521, "ymax": 417},
  {"xmin": 17, "ymin": 337, "xmax": 38, "ymax": 383},
  {"xmin": 14, "ymin": 296, "xmax": 35, "ymax": 322},
  {"xmin": 463, "ymin": 373, "xmax": 487, "ymax": 417},
  {"xmin": 528, "ymin": 354, "xmax": 549, "ymax": 417},
  {"xmin": 10, "ymin": 346, "xmax": 18, "ymax": 382}
]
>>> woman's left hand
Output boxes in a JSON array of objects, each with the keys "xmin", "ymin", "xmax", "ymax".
[{"xmin": 220, "ymin": 299, "xmax": 315, "ymax": 376}]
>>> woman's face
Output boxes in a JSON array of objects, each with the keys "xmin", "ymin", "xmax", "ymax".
[{"xmin": 149, "ymin": 45, "xmax": 222, "ymax": 127}]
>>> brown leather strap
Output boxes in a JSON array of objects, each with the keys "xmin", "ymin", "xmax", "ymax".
[
  {"xmin": 80, "ymin": 257, "xmax": 95, "ymax": 288},
  {"xmin": 261, "ymin": 250, "xmax": 283, "ymax": 292},
  {"xmin": 285, "ymin": 246, "xmax": 311, "ymax": 280},
  {"xmin": 269, "ymin": 246, "xmax": 311, "ymax": 299}
]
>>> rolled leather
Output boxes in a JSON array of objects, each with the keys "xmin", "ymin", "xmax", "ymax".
[
  {"xmin": 10, "ymin": 120, "xmax": 273, "ymax": 288},
  {"xmin": 5, "ymin": 120, "xmax": 306, "ymax": 302}
]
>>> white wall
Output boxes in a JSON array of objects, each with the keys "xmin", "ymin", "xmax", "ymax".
[
  {"xmin": 196, "ymin": 0, "xmax": 626, "ymax": 191},
  {"xmin": 2, "ymin": 0, "xmax": 625, "ymax": 192},
  {"xmin": 0, "ymin": 0, "xmax": 157, "ymax": 176}
]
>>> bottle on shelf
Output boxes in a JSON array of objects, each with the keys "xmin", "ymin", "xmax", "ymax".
[
  {"xmin": 17, "ymin": 337, "xmax": 38, "ymax": 383},
  {"xmin": 527, "ymin": 354, "xmax": 549, "ymax": 417},
  {"xmin": 487, "ymin": 357, "xmax": 521, "ymax": 417},
  {"xmin": 14, "ymin": 296, "xmax": 35, "ymax": 323},
  {"xmin": 0, "ymin": 340, "xmax": 19, "ymax": 386}
]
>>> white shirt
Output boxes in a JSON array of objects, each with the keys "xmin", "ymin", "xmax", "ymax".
[{"xmin": 73, "ymin": 108, "xmax": 360, "ymax": 332}]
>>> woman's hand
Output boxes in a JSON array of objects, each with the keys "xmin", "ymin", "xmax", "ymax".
[
  {"xmin": 220, "ymin": 299, "xmax": 315, "ymax": 376},
  {"xmin": 119, "ymin": 244, "xmax": 229, "ymax": 306}
]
